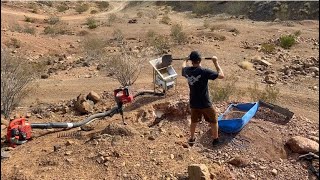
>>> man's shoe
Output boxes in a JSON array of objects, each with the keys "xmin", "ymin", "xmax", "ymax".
[
  {"xmin": 212, "ymin": 138, "xmax": 223, "ymax": 147},
  {"xmin": 188, "ymin": 138, "xmax": 196, "ymax": 146}
]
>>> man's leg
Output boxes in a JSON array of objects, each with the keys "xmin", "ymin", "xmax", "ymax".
[
  {"xmin": 190, "ymin": 122, "xmax": 197, "ymax": 140},
  {"xmin": 189, "ymin": 108, "xmax": 200, "ymax": 146},
  {"xmin": 203, "ymin": 107, "xmax": 221, "ymax": 146},
  {"xmin": 209, "ymin": 122, "xmax": 218, "ymax": 139}
]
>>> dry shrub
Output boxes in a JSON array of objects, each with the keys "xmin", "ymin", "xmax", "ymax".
[
  {"xmin": 247, "ymin": 82, "xmax": 280, "ymax": 103},
  {"xmin": 160, "ymin": 15, "xmax": 171, "ymax": 24},
  {"xmin": 137, "ymin": 11, "xmax": 143, "ymax": 18},
  {"xmin": 209, "ymin": 76, "xmax": 238, "ymax": 102},
  {"xmin": 23, "ymin": 26, "xmax": 36, "ymax": 35},
  {"xmin": 1, "ymin": 49, "xmax": 43, "ymax": 118},
  {"xmin": 96, "ymin": 1, "xmax": 109, "ymax": 10},
  {"xmin": 78, "ymin": 30, "xmax": 90, "ymax": 36},
  {"xmin": 261, "ymin": 43, "xmax": 276, "ymax": 54},
  {"xmin": 56, "ymin": 4, "xmax": 69, "ymax": 12},
  {"xmin": 170, "ymin": 23, "xmax": 187, "ymax": 44},
  {"xmin": 24, "ymin": 16, "xmax": 36, "ymax": 23},
  {"xmin": 45, "ymin": 16, "xmax": 60, "ymax": 25},
  {"xmin": 75, "ymin": 3, "xmax": 89, "ymax": 14},
  {"xmin": 43, "ymin": 23, "xmax": 72, "ymax": 36},
  {"xmin": 239, "ymin": 61, "xmax": 254, "ymax": 70},
  {"xmin": 107, "ymin": 13, "xmax": 118, "ymax": 26},
  {"xmin": 146, "ymin": 30, "xmax": 170, "ymax": 54},
  {"xmin": 113, "ymin": 29, "xmax": 124, "ymax": 44},
  {"xmin": 5, "ymin": 38, "xmax": 21, "ymax": 48},
  {"xmin": 86, "ymin": 17, "xmax": 99, "ymax": 29},
  {"xmin": 82, "ymin": 36, "xmax": 107, "ymax": 61},
  {"xmin": 104, "ymin": 46, "xmax": 145, "ymax": 86}
]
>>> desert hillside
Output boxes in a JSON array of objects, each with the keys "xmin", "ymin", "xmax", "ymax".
[{"xmin": 1, "ymin": 1, "xmax": 319, "ymax": 180}]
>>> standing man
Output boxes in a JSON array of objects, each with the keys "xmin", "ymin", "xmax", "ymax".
[{"xmin": 182, "ymin": 51, "xmax": 225, "ymax": 147}]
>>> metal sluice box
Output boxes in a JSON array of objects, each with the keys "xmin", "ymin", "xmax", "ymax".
[{"xmin": 149, "ymin": 57, "xmax": 178, "ymax": 92}]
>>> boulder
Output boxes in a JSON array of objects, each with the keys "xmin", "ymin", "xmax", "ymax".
[
  {"xmin": 286, "ymin": 136, "xmax": 319, "ymax": 153},
  {"xmin": 228, "ymin": 156, "xmax": 249, "ymax": 167},
  {"xmin": 102, "ymin": 123, "xmax": 138, "ymax": 136},
  {"xmin": 188, "ymin": 164, "xmax": 211, "ymax": 180},
  {"xmin": 86, "ymin": 91, "xmax": 101, "ymax": 104},
  {"xmin": 74, "ymin": 94, "xmax": 93, "ymax": 114},
  {"xmin": 265, "ymin": 74, "xmax": 277, "ymax": 84}
]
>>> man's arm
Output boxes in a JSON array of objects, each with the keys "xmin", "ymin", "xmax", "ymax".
[
  {"xmin": 181, "ymin": 59, "xmax": 189, "ymax": 77},
  {"xmin": 212, "ymin": 56, "xmax": 224, "ymax": 79}
]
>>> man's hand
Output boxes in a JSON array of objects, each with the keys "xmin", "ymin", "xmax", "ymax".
[
  {"xmin": 212, "ymin": 56, "xmax": 218, "ymax": 63},
  {"xmin": 182, "ymin": 59, "xmax": 189, "ymax": 68}
]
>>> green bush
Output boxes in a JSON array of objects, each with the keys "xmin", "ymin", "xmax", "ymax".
[
  {"xmin": 75, "ymin": 3, "xmax": 89, "ymax": 14},
  {"xmin": 261, "ymin": 43, "xmax": 276, "ymax": 54},
  {"xmin": 247, "ymin": 82, "xmax": 280, "ymax": 103},
  {"xmin": 86, "ymin": 17, "xmax": 99, "ymax": 29},
  {"xmin": 279, "ymin": 34, "xmax": 296, "ymax": 49},
  {"xmin": 209, "ymin": 76, "xmax": 238, "ymax": 102},
  {"xmin": 56, "ymin": 4, "xmax": 69, "ymax": 12},
  {"xmin": 170, "ymin": 24, "xmax": 187, "ymax": 44}
]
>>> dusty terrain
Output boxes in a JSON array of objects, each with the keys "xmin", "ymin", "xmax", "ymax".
[{"xmin": 1, "ymin": 1, "xmax": 319, "ymax": 180}]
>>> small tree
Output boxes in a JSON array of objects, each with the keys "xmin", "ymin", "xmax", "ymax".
[{"xmin": 1, "ymin": 49, "xmax": 39, "ymax": 118}]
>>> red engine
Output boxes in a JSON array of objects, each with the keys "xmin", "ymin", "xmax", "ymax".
[
  {"xmin": 114, "ymin": 87, "xmax": 133, "ymax": 104},
  {"xmin": 6, "ymin": 118, "xmax": 32, "ymax": 147}
]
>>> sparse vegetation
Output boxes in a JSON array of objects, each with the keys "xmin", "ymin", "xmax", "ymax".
[
  {"xmin": 1, "ymin": 49, "xmax": 39, "ymax": 118},
  {"xmin": 38, "ymin": 1, "xmax": 53, "ymax": 7},
  {"xmin": 5, "ymin": 38, "xmax": 22, "ymax": 48},
  {"xmin": 193, "ymin": 2, "xmax": 211, "ymax": 16},
  {"xmin": 45, "ymin": 16, "xmax": 60, "ymax": 25},
  {"xmin": 203, "ymin": 19, "xmax": 210, "ymax": 29},
  {"xmin": 24, "ymin": 16, "xmax": 36, "ymax": 23},
  {"xmin": 107, "ymin": 13, "xmax": 118, "ymax": 26},
  {"xmin": 86, "ymin": 17, "xmax": 99, "ymax": 29},
  {"xmin": 113, "ymin": 29, "xmax": 124, "ymax": 44},
  {"xmin": 137, "ymin": 11, "xmax": 143, "ymax": 18},
  {"xmin": 261, "ymin": 43, "xmax": 276, "ymax": 54},
  {"xmin": 56, "ymin": 4, "xmax": 69, "ymax": 12},
  {"xmin": 247, "ymin": 82, "xmax": 280, "ymax": 103},
  {"xmin": 170, "ymin": 24, "xmax": 187, "ymax": 44},
  {"xmin": 23, "ymin": 26, "xmax": 36, "ymax": 35},
  {"xmin": 229, "ymin": 28, "xmax": 240, "ymax": 34},
  {"xmin": 83, "ymin": 36, "xmax": 107, "ymax": 61},
  {"xmin": 78, "ymin": 30, "xmax": 89, "ymax": 36},
  {"xmin": 160, "ymin": 15, "xmax": 171, "ymax": 24},
  {"xmin": 209, "ymin": 76, "xmax": 238, "ymax": 102},
  {"xmin": 213, "ymin": 33, "xmax": 226, "ymax": 41},
  {"xmin": 239, "ymin": 61, "xmax": 254, "ymax": 70},
  {"xmin": 293, "ymin": 30, "xmax": 302, "ymax": 37},
  {"xmin": 279, "ymin": 34, "xmax": 296, "ymax": 49},
  {"xmin": 10, "ymin": 24, "xmax": 23, "ymax": 33},
  {"xmin": 90, "ymin": 9, "xmax": 98, "ymax": 14},
  {"xmin": 75, "ymin": 3, "xmax": 89, "ymax": 14},
  {"xmin": 146, "ymin": 30, "xmax": 170, "ymax": 54},
  {"xmin": 104, "ymin": 46, "xmax": 145, "ymax": 87},
  {"xmin": 43, "ymin": 24, "xmax": 71, "ymax": 36},
  {"xmin": 96, "ymin": 1, "xmax": 109, "ymax": 10}
]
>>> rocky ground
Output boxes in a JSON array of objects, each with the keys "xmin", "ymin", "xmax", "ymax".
[{"xmin": 1, "ymin": 1, "xmax": 319, "ymax": 180}]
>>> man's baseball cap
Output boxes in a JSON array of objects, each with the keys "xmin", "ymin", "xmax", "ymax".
[{"xmin": 189, "ymin": 51, "xmax": 201, "ymax": 61}]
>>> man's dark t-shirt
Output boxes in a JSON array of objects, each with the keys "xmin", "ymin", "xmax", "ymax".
[{"xmin": 182, "ymin": 66, "xmax": 218, "ymax": 109}]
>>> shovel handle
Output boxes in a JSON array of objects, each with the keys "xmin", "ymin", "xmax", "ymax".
[{"xmin": 171, "ymin": 57, "xmax": 213, "ymax": 60}]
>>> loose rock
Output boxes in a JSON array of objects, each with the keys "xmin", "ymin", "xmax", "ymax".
[
  {"xmin": 188, "ymin": 164, "xmax": 211, "ymax": 180},
  {"xmin": 286, "ymin": 136, "xmax": 319, "ymax": 153}
]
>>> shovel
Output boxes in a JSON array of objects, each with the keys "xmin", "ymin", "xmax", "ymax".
[{"xmin": 158, "ymin": 54, "xmax": 214, "ymax": 69}]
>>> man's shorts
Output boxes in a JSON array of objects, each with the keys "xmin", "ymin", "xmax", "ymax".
[{"xmin": 191, "ymin": 107, "xmax": 217, "ymax": 123}]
